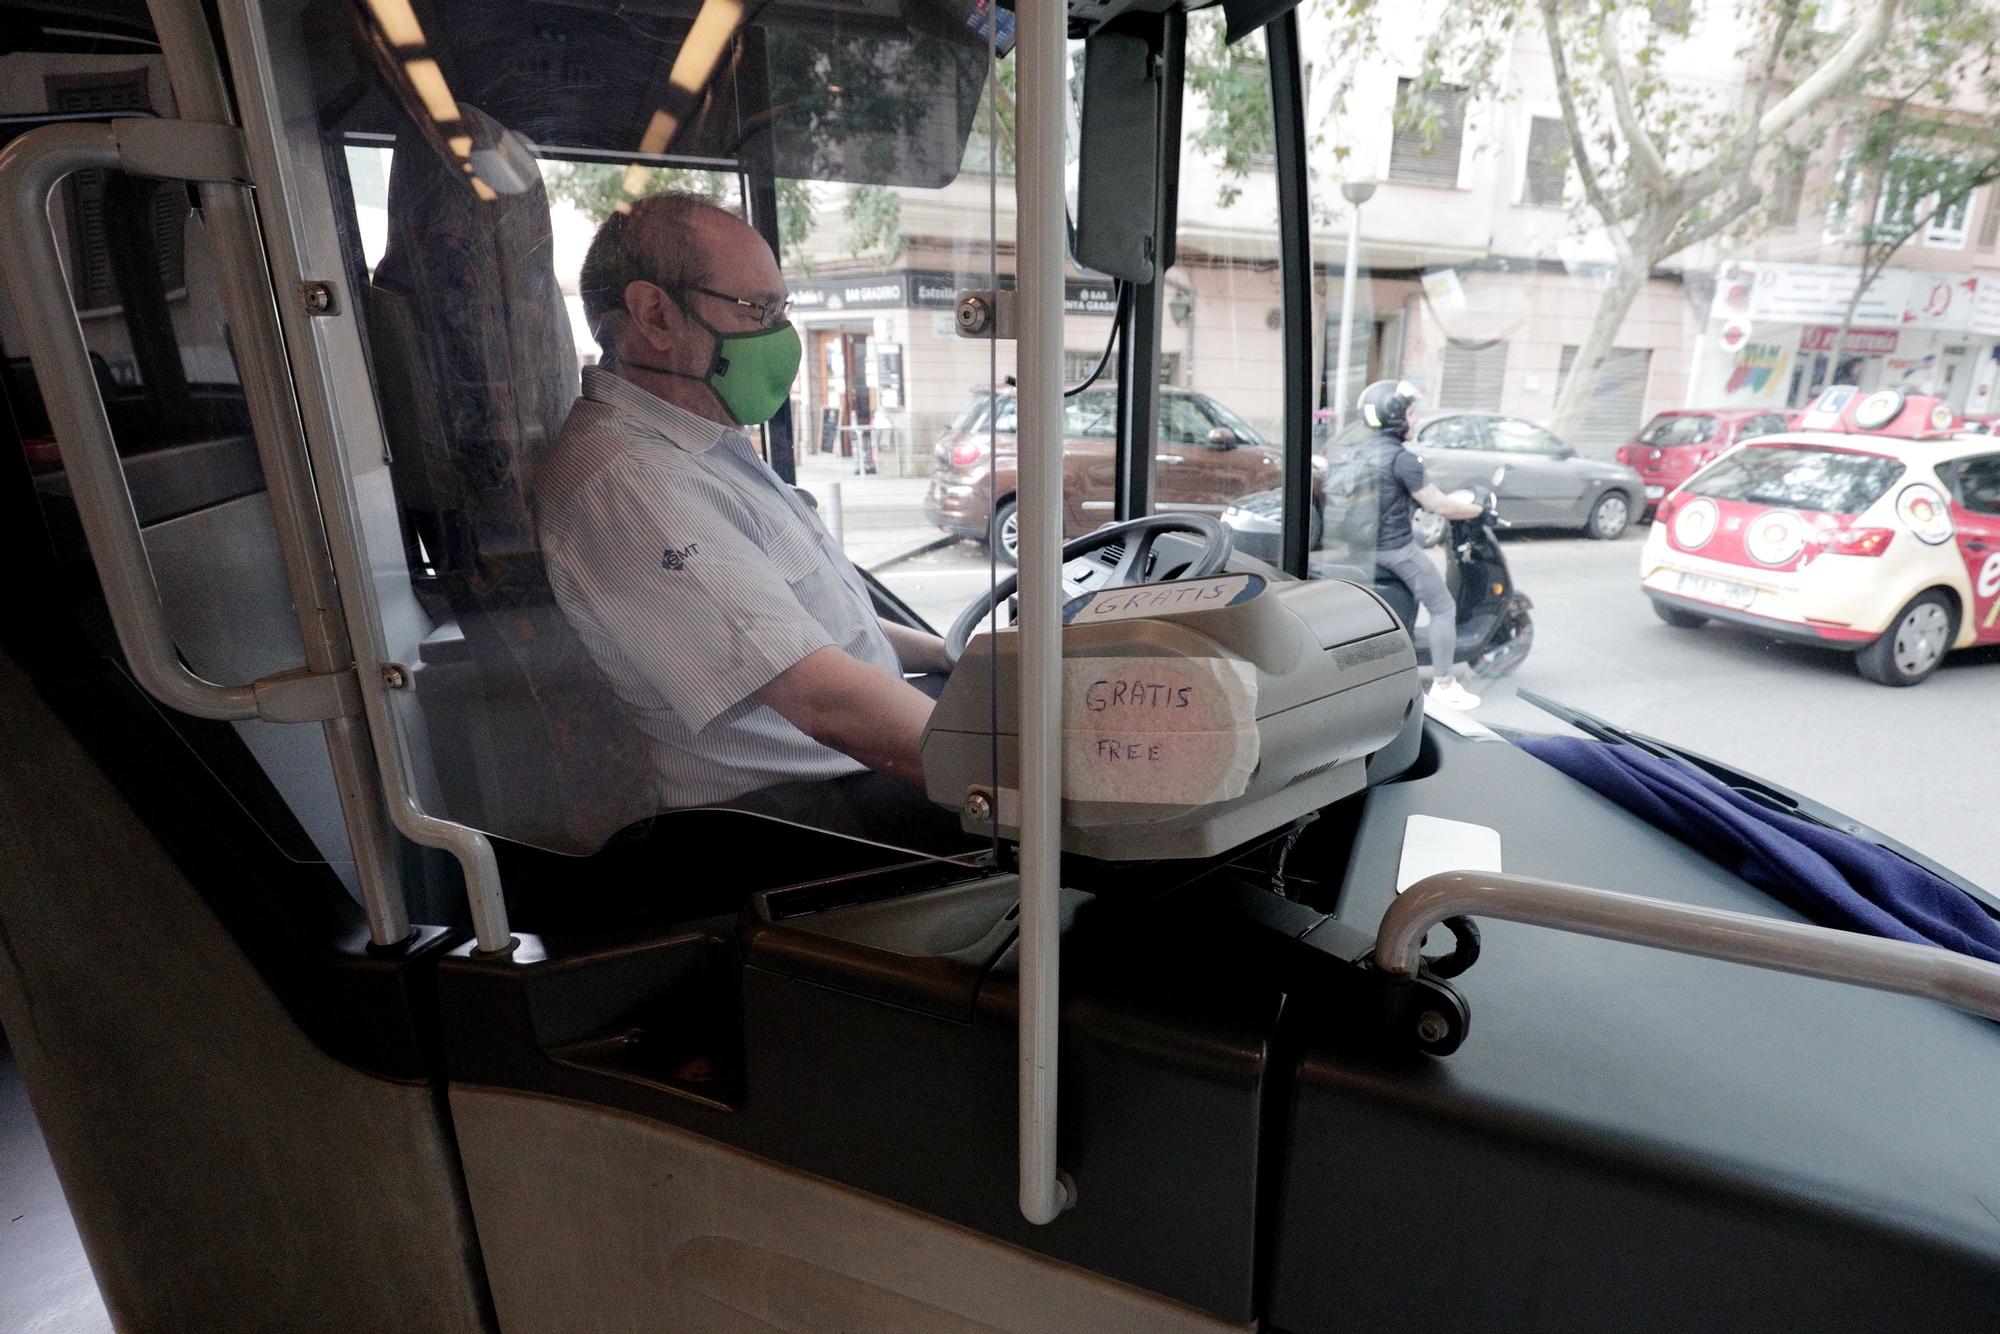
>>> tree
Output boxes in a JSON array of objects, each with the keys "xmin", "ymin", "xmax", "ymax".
[
  {"xmin": 1827, "ymin": 141, "xmax": 2000, "ymax": 357},
  {"xmin": 1528, "ymin": 0, "xmax": 1899, "ymax": 436},
  {"xmin": 1431, "ymin": 0, "xmax": 2000, "ymax": 435},
  {"xmin": 1821, "ymin": 13, "xmax": 2000, "ymax": 359},
  {"xmin": 1186, "ymin": 17, "xmax": 1276, "ymax": 207},
  {"xmin": 542, "ymin": 162, "xmax": 821, "ymax": 274}
]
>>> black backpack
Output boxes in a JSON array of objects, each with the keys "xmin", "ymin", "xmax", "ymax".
[{"xmin": 1319, "ymin": 437, "xmax": 1393, "ymax": 549}]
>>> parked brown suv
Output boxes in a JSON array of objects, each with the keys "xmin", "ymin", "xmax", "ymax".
[{"xmin": 922, "ymin": 386, "xmax": 1284, "ymax": 564}]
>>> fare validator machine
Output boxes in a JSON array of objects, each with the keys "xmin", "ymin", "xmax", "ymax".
[{"xmin": 923, "ymin": 573, "xmax": 1421, "ymax": 858}]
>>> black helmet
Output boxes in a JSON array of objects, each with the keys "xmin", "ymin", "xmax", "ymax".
[{"xmin": 1358, "ymin": 379, "xmax": 1421, "ymax": 437}]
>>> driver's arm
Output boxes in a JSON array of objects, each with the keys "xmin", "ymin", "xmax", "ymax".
[
  {"xmin": 1412, "ymin": 482, "xmax": 1485, "ymax": 520},
  {"xmin": 877, "ymin": 618, "xmax": 952, "ymax": 675},
  {"xmin": 755, "ymin": 648, "xmax": 934, "ymax": 786}
]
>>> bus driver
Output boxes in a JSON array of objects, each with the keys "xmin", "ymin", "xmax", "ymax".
[{"xmin": 536, "ymin": 193, "xmax": 963, "ymax": 849}]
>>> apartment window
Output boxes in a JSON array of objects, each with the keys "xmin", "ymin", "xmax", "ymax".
[
  {"xmin": 1389, "ymin": 79, "xmax": 1468, "ymax": 187},
  {"xmin": 1824, "ymin": 149, "xmax": 1859, "ymax": 241},
  {"xmin": 1771, "ymin": 163, "xmax": 1805, "ymax": 229},
  {"xmin": 1927, "ymin": 186, "xmax": 1974, "ymax": 250},
  {"xmin": 1874, "ymin": 152, "xmax": 1927, "ymax": 233},
  {"xmin": 1522, "ymin": 116, "xmax": 1568, "ymax": 207},
  {"xmin": 1978, "ymin": 192, "xmax": 2000, "ymax": 251}
]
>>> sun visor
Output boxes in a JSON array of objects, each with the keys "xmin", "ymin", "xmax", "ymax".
[{"xmin": 1219, "ymin": 0, "xmax": 1302, "ymax": 43}]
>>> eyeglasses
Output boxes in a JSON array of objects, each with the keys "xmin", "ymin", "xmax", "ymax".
[{"xmin": 671, "ymin": 283, "xmax": 793, "ymax": 331}]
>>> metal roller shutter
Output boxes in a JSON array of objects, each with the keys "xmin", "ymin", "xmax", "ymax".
[
  {"xmin": 1558, "ymin": 345, "xmax": 1652, "ymax": 454},
  {"xmin": 1439, "ymin": 340, "xmax": 1507, "ymax": 412}
]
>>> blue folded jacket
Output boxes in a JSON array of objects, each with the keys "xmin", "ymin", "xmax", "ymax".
[{"xmin": 1518, "ymin": 735, "xmax": 2000, "ymax": 967}]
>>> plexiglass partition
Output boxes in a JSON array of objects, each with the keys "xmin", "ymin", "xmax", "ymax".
[{"xmin": 245, "ymin": 0, "xmax": 1013, "ymax": 881}]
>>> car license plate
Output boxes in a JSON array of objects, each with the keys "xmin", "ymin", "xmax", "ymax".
[
  {"xmin": 1644, "ymin": 485, "xmax": 1666, "ymax": 500},
  {"xmin": 1675, "ymin": 571, "xmax": 1755, "ymax": 609}
]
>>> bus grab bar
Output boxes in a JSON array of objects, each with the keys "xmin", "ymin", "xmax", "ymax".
[
  {"xmin": 1378, "ymin": 871, "xmax": 2000, "ymax": 1025},
  {"xmin": 0, "ymin": 116, "xmax": 418, "ymax": 948},
  {"xmin": 0, "ymin": 121, "xmax": 263, "ymax": 722}
]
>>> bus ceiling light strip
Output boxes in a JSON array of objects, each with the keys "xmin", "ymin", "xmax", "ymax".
[
  {"xmin": 354, "ymin": 0, "xmax": 501, "ymax": 201},
  {"xmin": 364, "ymin": 0, "xmax": 426, "ymax": 48},
  {"xmin": 621, "ymin": 0, "xmax": 746, "ymax": 205}
]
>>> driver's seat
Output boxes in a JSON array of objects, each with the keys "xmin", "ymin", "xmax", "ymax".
[{"xmin": 365, "ymin": 107, "xmax": 654, "ymax": 855}]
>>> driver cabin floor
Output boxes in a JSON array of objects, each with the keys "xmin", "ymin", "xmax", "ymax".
[{"xmin": 0, "ymin": 1030, "xmax": 110, "ymax": 1333}]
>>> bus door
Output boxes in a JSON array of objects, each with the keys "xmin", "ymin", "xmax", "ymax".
[{"xmin": 0, "ymin": 4, "xmax": 489, "ymax": 1328}]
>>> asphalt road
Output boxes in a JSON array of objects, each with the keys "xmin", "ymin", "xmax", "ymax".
[{"xmin": 878, "ymin": 527, "xmax": 2000, "ymax": 893}]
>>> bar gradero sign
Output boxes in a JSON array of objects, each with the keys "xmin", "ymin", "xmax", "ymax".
[{"xmin": 789, "ymin": 270, "xmax": 1119, "ymax": 317}]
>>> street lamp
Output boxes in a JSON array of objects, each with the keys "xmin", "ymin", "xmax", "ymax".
[{"xmin": 1332, "ymin": 176, "xmax": 1377, "ymax": 429}]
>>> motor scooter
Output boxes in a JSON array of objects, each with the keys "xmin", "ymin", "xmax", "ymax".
[{"xmin": 1312, "ymin": 475, "xmax": 1533, "ymax": 679}]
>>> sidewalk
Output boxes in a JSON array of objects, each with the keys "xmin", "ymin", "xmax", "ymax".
[{"xmin": 795, "ymin": 456, "xmax": 959, "ymax": 570}]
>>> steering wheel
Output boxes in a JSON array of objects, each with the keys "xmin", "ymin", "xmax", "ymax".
[{"xmin": 944, "ymin": 512, "xmax": 1235, "ymax": 664}]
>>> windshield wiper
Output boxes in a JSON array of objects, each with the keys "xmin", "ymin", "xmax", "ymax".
[{"xmin": 1516, "ymin": 690, "xmax": 2000, "ymax": 918}]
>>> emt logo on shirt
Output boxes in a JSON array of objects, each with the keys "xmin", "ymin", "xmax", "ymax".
[{"xmin": 661, "ymin": 543, "xmax": 700, "ymax": 571}]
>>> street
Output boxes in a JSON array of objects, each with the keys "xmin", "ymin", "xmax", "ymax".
[{"xmin": 868, "ymin": 526, "xmax": 2000, "ymax": 893}]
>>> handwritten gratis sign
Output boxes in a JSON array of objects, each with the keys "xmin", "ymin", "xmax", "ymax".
[
  {"xmin": 1064, "ymin": 573, "xmax": 1263, "ymax": 625},
  {"xmin": 1062, "ymin": 656, "xmax": 1260, "ymax": 805}
]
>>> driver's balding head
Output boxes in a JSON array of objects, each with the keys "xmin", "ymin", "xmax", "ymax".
[{"xmin": 580, "ymin": 192, "xmax": 783, "ymax": 351}]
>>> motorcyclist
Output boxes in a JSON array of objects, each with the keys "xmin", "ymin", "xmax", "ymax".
[{"xmin": 1354, "ymin": 379, "xmax": 1487, "ymax": 710}]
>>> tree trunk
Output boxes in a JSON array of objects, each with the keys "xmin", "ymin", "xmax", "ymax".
[
  {"xmin": 1831, "ymin": 276, "xmax": 1868, "ymax": 370},
  {"xmin": 1550, "ymin": 254, "xmax": 1647, "ymax": 442}
]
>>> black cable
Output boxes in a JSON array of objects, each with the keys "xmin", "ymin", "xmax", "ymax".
[
  {"xmin": 1063, "ymin": 279, "xmax": 1129, "ymax": 398},
  {"xmin": 1268, "ymin": 811, "xmax": 1318, "ymax": 900}
]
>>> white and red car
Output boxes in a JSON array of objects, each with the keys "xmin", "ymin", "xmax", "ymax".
[{"xmin": 1641, "ymin": 387, "xmax": 2000, "ymax": 686}]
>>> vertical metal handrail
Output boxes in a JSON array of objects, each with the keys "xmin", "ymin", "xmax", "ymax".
[
  {"xmin": 160, "ymin": 0, "xmax": 511, "ymax": 951},
  {"xmin": 132, "ymin": 0, "xmax": 415, "ymax": 947},
  {"xmin": 1015, "ymin": 0, "xmax": 1072, "ymax": 1226},
  {"xmin": 0, "ymin": 115, "xmax": 413, "ymax": 946},
  {"xmin": 1379, "ymin": 871, "xmax": 2000, "ymax": 1024}
]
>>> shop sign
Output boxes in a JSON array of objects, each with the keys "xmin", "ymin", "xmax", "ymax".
[
  {"xmin": 1800, "ymin": 325, "xmax": 1898, "ymax": 354},
  {"xmin": 1712, "ymin": 261, "xmax": 1909, "ymax": 327},
  {"xmin": 1724, "ymin": 340, "xmax": 1789, "ymax": 396},
  {"xmin": 1973, "ymin": 280, "xmax": 2000, "ymax": 338},
  {"xmin": 790, "ymin": 274, "xmax": 913, "ymax": 312},
  {"xmin": 792, "ymin": 269, "xmax": 1123, "ymax": 317},
  {"xmin": 1899, "ymin": 273, "xmax": 1980, "ymax": 331}
]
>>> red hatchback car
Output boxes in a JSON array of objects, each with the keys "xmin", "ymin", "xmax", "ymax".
[{"xmin": 1619, "ymin": 408, "xmax": 1791, "ymax": 519}]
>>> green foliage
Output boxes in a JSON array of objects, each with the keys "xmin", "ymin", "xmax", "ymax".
[
  {"xmin": 1824, "ymin": 0, "xmax": 2000, "ymax": 270},
  {"xmin": 845, "ymin": 183, "xmax": 907, "ymax": 263},
  {"xmin": 541, "ymin": 161, "xmax": 730, "ymax": 221},
  {"xmin": 1186, "ymin": 20, "xmax": 1276, "ymax": 206},
  {"xmin": 962, "ymin": 56, "xmax": 1017, "ymax": 176},
  {"xmin": 541, "ymin": 160, "xmax": 821, "ymax": 276}
]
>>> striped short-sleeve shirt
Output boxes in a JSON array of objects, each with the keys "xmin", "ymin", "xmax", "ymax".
[{"xmin": 536, "ymin": 368, "xmax": 898, "ymax": 808}]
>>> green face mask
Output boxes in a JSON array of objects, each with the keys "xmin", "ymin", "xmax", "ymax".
[{"xmin": 632, "ymin": 287, "xmax": 802, "ymax": 427}]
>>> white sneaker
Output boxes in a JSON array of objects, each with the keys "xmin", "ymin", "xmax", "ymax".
[{"xmin": 1428, "ymin": 678, "xmax": 1482, "ymax": 711}]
